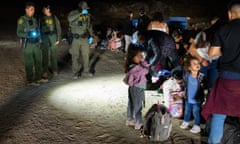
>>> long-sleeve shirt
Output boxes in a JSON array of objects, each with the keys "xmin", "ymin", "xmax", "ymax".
[{"xmin": 123, "ymin": 60, "xmax": 149, "ymax": 88}]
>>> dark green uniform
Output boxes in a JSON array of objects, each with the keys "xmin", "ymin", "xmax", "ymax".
[
  {"xmin": 67, "ymin": 9, "xmax": 94, "ymax": 75},
  {"xmin": 16, "ymin": 15, "xmax": 42, "ymax": 83},
  {"xmin": 40, "ymin": 15, "xmax": 61, "ymax": 75}
]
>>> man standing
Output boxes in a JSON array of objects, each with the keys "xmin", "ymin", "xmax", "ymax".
[
  {"xmin": 67, "ymin": 1, "xmax": 94, "ymax": 79},
  {"xmin": 202, "ymin": 1, "xmax": 240, "ymax": 143},
  {"xmin": 16, "ymin": 2, "xmax": 47, "ymax": 86},
  {"xmin": 40, "ymin": 4, "xmax": 62, "ymax": 79},
  {"xmin": 136, "ymin": 7, "xmax": 150, "ymax": 35},
  {"xmin": 122, "ymin": 11, "xmax": 134, "ymax": 53}
]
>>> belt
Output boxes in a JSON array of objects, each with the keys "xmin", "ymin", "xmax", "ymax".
[
  {"xmin": 43, "ymin": 31, "xmax": 56, "ymax": 35},
  {"xmin": 72, "ymin": 33, "xmax": 89, "ymax": 39},
  {"xmin": 28, "ymin": 38, "xmax": 39, "ymax": 43}
]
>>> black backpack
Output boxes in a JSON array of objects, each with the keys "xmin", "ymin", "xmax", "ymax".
[
  {"xmin": 222, "ymin": 116, "xmax": 240, "ymax": 144},
  {"xmin": 141, "ymin": 104, "xmax": 172, "ymax": 142}
]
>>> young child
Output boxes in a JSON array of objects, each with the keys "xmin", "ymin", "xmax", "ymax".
[
  {"xmin": 123, "ymin": 43, "xmax": 149, "ymax": 130},
  {"xmin": 180, "ymin": 56, "xmax": 207, "ymax": 134}
]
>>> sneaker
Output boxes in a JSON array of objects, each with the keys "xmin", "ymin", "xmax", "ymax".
[
  {"xmin": 27, "ymin": 82, "xmax": 40, "ymax": 87},
  {"xmin": 126, "ymin": 120, "xmax": 135, "ymax": 127},
  {"xmin": 37, "ymin": 79, "xmax": 48, "ymax": 83},
  {"xmin": 190, "ymin": 125, "xmax": 201, "ymax": 134},
  {"xmin": 180, "ymin": 121, "xmax": 189, "ymax": 129},
  {"xmin": 134, "ymin": 123, "xmax": 143, "ymax": 130},
  {"xmin": 72, "ymin": 72, "xmax": 80, "ymax": 80}
]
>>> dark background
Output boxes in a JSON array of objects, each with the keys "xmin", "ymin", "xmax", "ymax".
[{"xmin": 0, "ymin": 0, "xmax": 230, "ymax": 36}]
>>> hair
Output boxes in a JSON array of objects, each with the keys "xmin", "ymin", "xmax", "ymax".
[
  {"xmin": 152, "ymin": 11, "xmax": 164, "ymax": 22},
  {"xmin": 124, "ymin": 44, "xmax": 143, "ymax": 73},
  {"xmin": 43, "ymin": 4, "xmax": 51, "ymax": 9},
  {"xmin": 171, "ymin": 29, "xmax": 182, "ymax": 38},
  {"xmin": 139, "ymin": 7, "xmax": 145, "ymax": 15},
  {"xmin": 184, "ymin": 55, "xmax": 199, "ymax": 72},
  {"xmin": 228, "ymin": 0, "xmax": 240, "ymax": 11},
  {"xmin": 194, "ymin": 31, "xmax": 209, "ymax": 48},
  {"xmin": 25, "ymin": 1, "xmax": 35, "ymax": 8},
  {"xmin": 172, "ymin": 70, "xmax": 183, "ymax": 80}
]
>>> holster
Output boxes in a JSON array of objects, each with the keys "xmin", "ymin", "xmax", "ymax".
[{"xmin": 21, "ymin": 38, "xmax": 28, "ymax": 49}]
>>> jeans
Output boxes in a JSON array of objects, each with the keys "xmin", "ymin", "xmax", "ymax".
[
  {"xmin": 183, "ymin": 102, "xmax": 201, "ymax": 125},
  {"xmin": 127, "ymin": 86, "xmax": 144, "ymax": 124},
  {"xmin": 200, "ymin": 60, "xmax": 218, "ymax": 88},
  {"xmin": 124, "ymin": 35, "xmax": 131, "ymax": 52},
  {"xmin": 208, "ymin": 114, "xmax": 226, "ymax": 144}
]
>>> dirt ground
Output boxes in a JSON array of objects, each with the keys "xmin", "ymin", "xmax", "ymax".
[{"xmin": 0, "ymin": 31, "xmax": 209, "ymax": 144}]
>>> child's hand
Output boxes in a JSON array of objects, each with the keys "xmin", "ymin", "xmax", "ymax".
[{"xmin": 201, "ymin": 59, "xmax": 209, "ymax": 67}]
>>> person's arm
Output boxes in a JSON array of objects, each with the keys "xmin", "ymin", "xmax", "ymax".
[
  {"xmin": 208, "ymin": 46, "xmax": 221, "ymax": 57},
  {"xmin": 87, "ymin": 14, "xmax": 94, "ymax": 36},
  {"xmin": 54, "ymin": 15, "xmax": 62, "ymax": 43},
  {"xmin": 16, "ymin": 17, "xmax": 27, "ymax": 38},
  {"xmin": 208, "ymin": 29, "xmax": 222, "ymax": 58},
  {"xmin": 67, "ymin": 10, "xmax": 80, "ymax": 23},
  {"xmin": 188, "ymin": 43, "xmax": 209, "ymax": 66}
]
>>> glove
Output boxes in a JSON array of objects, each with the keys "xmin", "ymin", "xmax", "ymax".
[{"xmin": 88, "ymin": 36, "xmax": 93, "ymax": 44}]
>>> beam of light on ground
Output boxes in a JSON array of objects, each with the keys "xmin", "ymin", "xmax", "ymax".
[{"xmin": 47, "ymin": 74, "xmax": 130, "ymax": 117}]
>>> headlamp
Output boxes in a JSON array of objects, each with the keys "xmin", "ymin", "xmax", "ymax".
[
  {"xmin": 82, "ymin": 9, "xmax": 88, "ymax": 14},
  {"xmin": 28, "ymin": 30, "xmax": 39, "ymax": 38}
]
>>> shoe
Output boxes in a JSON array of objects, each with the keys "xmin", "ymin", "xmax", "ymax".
[
  {"xmin": 42, "ymin": 72, "xmax": 48, "ymax": 79},
  {"xmin": 82, "ymin": 72, "xmax": 94, "ymax": 77},
  {"xmin": 190, "ymin": 125, "xmax": 201, "ymax": 134},
  {"xmin": 180, "ymin": 121, "xmax": 189, "ymax": 129},
  {"xmin": 134, "ymin": 123, "xmax": 143, "ymax": 130},
  {"xmin": 72, "ymin": 72, "xmax": 80, "ymax": 80},
  {"xmin": 53, "ymin": 71, "xmax": 58, "ymax": 76},
  {"xmin": 126, "ymin": 120, "xmax": 135, "ymax": 127},
  {"xmin": 27, "ymin": 82, "xmax": 40, "ymax": 87},
  {"xmin": 37, "ymin": 79, "xmax": 48, "ymax": 83}
]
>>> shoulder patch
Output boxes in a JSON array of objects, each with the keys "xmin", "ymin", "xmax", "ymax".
[{"xmin": 18, "ymin": 18, "xmax": 23, "ymax": 24}]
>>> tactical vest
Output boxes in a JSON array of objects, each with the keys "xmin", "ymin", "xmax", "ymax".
[
  {"xmin": 21, "ymin": 16, "xmax": 39, "ymax": 39},
  {"xmin": 41, "ymin": 15, "xmax": 56, "ymax": 34},
  {"xmin": 70, "ymin": 13, "xmax": 90, "ymax": 34}
]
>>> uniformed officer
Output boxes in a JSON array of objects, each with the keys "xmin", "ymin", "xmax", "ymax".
[
  {"xmin": 40, "ymin": 4, "xmax": 62, "ymax": 79},
  {"xmin": 67, "ymin": 1, "xmax": 94, "ymax": 79},
  {"xmin": 16, "ymin": 2, "xmax": 47, "ymax": 86}
]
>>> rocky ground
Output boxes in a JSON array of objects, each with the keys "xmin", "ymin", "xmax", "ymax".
[{"xmin": 0, "ymin": 32, "xmax": 209, "ymax": 143}]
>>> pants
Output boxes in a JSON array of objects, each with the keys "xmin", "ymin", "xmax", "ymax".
[
  {"xmin": 200, "ymin": 60, "xmax": 218, "ymax": 88},
  {"xmin": 23, "ymin": 42, "xmax": 42, "ymax": 83},
  {"xmin": 124, "ymin": 35, "xmax": 131, "ymax": 52},
  {"xmin": 183, "ymin": 102, "xmax": 201, "ymax": 125},
  {"xmin": 208, "ymin": 114, "xmax": 226, "ymax": 144},
  {"xmin": 42, "ymin": 34, "xmax": 58, "ymax": 73},
  {"xmin": 71, "ymin": 37, "xmax": 90, "ymax": 73},
  {"xmin": 127, "ymin": 86, "xmax": 144, "ymax": 124}
]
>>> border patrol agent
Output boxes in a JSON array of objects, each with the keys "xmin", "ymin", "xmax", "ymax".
[
  {"xmin": 67, "ymin": 1, "xmax": 94, "ymax": 79},
  {"xmin": 16, "ymin": 2, "xmax": 47, "ymax": 86},
  {"xmin": 41, "ymin": 4, "xmax": 62, "ymax": 79}
]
